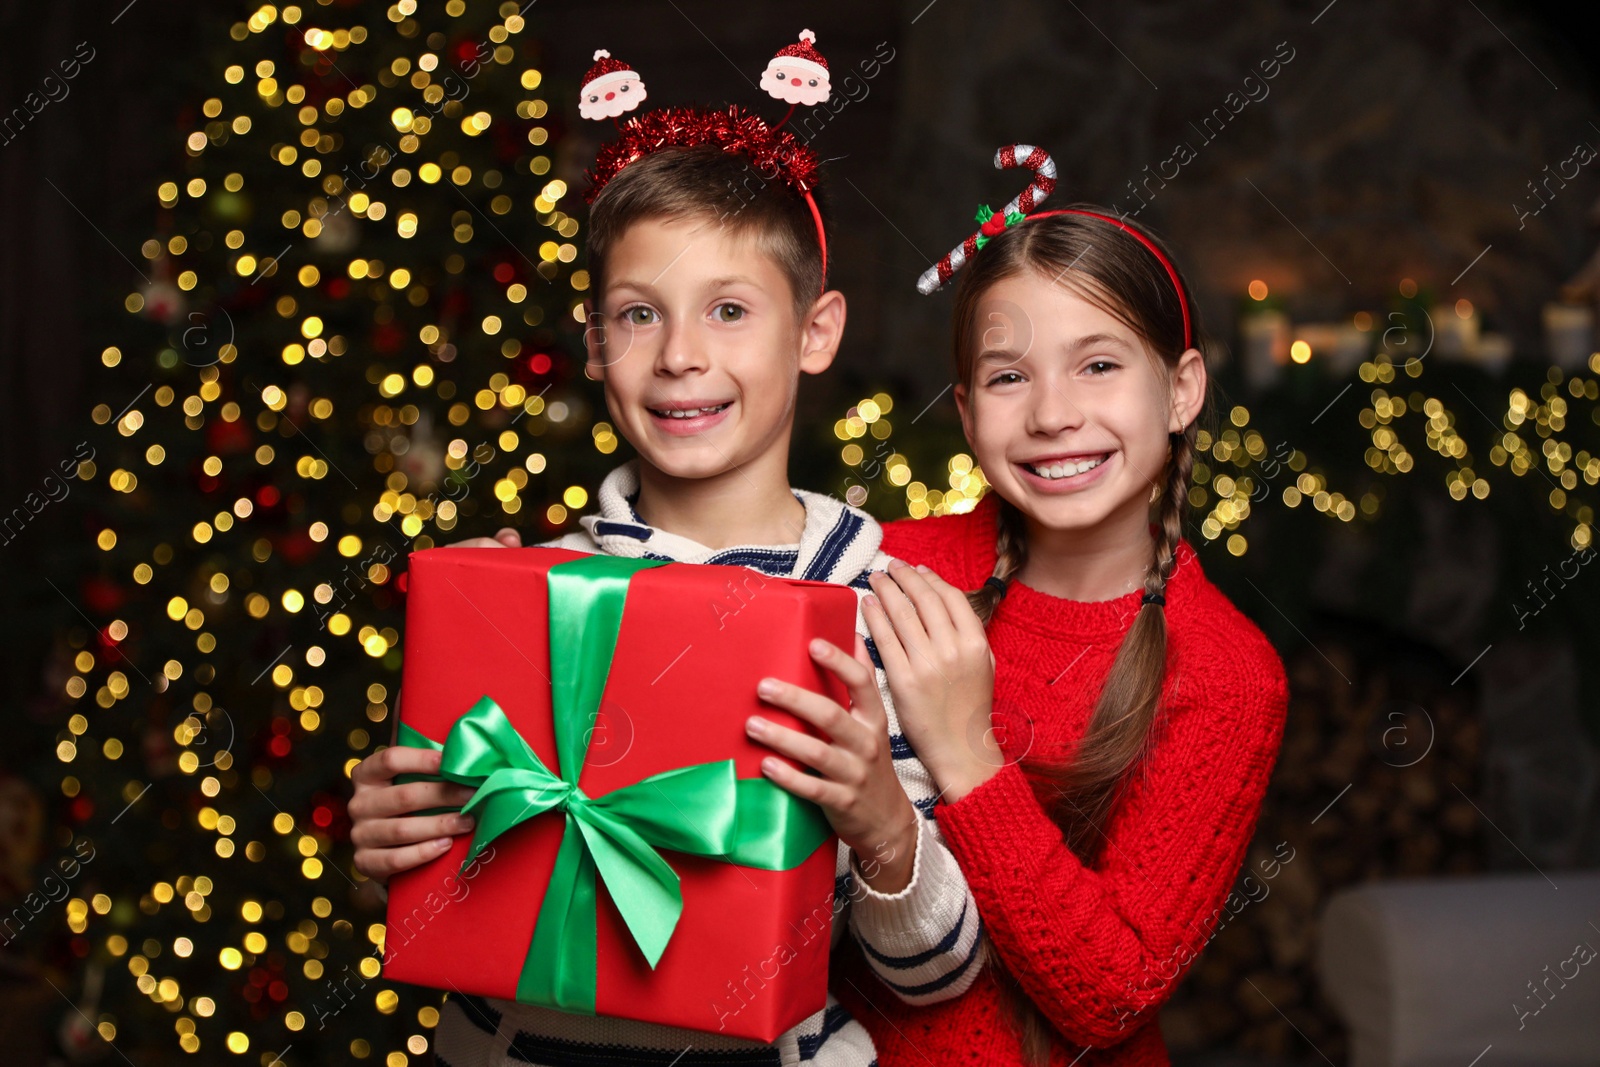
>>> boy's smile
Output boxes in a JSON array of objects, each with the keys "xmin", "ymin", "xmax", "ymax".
[{"xmin": 645, "ymin": 397, "xmax": 734, "ymax": 435}]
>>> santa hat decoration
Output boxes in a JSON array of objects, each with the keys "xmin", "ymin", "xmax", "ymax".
[
  {"xmin": 581, "ymin": 49, "xmax": 633, "ymax": 92},
  {"xmin": 762, "ymin": 29, "xmax": 831, "ymax": 109},
  {"xmin": 580, "ymin": 49, "xmax": 647, "ymax": 121},
  {"xmin": 772, "ymin": 29, "xmax": 828, "ymax": 78}
]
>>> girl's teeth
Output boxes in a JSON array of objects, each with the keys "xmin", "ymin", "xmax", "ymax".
[{"xmin": 1029, "ymin": 455, "xmax": 1107, "ymax": 479}]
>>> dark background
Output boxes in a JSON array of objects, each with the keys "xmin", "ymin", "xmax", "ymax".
[{"xmin": 4, "ymin": 1, "xmax": 1600, "ymax": 1063}]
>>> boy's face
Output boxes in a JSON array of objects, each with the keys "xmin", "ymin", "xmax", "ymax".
[{"xmin": 586, "ymin": 215, "xmax": 843, "ymax": 484}]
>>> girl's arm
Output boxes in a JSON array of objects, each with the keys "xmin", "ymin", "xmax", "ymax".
[
  {"xmin": 933, "ymin": 639, "xmax": 1288, "ymax": 1046},
  {"xmin": 754, "ymin": 635, "xmax": 986, "ymax": 1006},
  {"xmin": 839, "ymin": 679, "xmax": 986, "ymax": 1006}
]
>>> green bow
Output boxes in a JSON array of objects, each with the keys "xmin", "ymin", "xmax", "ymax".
[{"xmin": 396, "ymin": 554, "xmax": 832, "ymax": 1014}]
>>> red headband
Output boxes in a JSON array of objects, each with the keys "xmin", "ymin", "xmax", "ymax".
[
  {"xmin": 583, "ymin": 106, "xmax": 828, "ymax": 289},
  {"xmin": 1025, "ymin": 209, "xmax": 1192, "ymax": 349},
  {"xmin": 582, "ymin": 33, "xmax": 836, "ymax": 294},
  {"xmin": 917, "ymin": 145, "xmax": 1192, "ymax": 350}
]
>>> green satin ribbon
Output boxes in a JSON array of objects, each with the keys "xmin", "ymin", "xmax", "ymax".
[{"xmin": 396, "ymin": 554, "xmax": 831, "ymax": 1015}]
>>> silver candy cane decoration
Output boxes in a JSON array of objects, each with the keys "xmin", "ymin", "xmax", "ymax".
[{"xmin": 916, "ymin": 144, "xmax": 1058, "ymax": 295}]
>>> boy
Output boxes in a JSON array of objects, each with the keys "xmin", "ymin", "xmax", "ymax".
[{"xmin": 348, "ymin": 141, "xmax": 984, "ymax": 1065}]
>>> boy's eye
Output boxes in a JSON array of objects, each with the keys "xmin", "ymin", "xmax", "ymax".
[
  {"xmin": 714, "ymin": 303, "xmax": 745, "ymax": 323},
  {"xmin": 621, "ymin": 306, "xmax": 658, "ymax": 326}
]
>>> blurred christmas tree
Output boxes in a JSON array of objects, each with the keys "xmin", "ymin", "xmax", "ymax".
[{"xmin": 46, "ymin": 2, "xmax": 611, "ymax": 1062}]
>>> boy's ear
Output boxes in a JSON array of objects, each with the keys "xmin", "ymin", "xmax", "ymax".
[
  {"xmin": 1168, "ymin": 347, "xmax": 1207, "ymax": 433},
  {"xmin": 582, "ymin": 298, "xmax": 605, "ymax": 380},
  {"xmin": 798, "ymin": 289, "xmax": 847, "ymax": 375}
]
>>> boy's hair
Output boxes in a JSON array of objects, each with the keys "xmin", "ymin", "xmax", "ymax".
[{"xmin": 586, "ymin": 145, "xmax": 828, "ymax": 324}]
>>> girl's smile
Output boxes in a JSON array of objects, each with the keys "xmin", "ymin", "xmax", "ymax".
[{"xmin": 1016, "ymin": 449, "xmax": 1117, "ymax": 491}]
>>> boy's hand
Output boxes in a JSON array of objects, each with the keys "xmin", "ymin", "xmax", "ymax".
[
  {"xmin": 863, "ymin": 559, "xmax": 1001, "ymax": 804},
  {"xmin": 352, "ymin": 526, "xmax": 516, "ymax": 884},
  {"xmin": 349, "ymin": 748, "xmax": 478, "ymax": 884},
  {"xmin": 746, "ymin": 637, "xmax": 920, "ymax": 894}
]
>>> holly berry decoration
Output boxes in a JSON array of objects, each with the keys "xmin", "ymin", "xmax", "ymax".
[{"xmin": 974, "ymin": 204, "xmax": 1025, "ymax": 249}]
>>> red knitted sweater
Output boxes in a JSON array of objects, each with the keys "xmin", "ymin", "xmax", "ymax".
[{"xmin": 834, "ymin": 494, "xmax": 1289, "ymax": 1066}]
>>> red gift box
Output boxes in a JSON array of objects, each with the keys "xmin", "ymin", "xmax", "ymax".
[{"xmin": 382, "ymin": 546, "xmax": 857, "ymax": 1041}]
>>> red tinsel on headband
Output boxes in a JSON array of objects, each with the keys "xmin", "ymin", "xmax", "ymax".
[{"xmin": 583, "ymin": 104, "xmax": 821, "ymax": 203}]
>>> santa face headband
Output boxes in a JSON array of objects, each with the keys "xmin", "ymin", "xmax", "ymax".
[
  {"xmin": 580, "ymin": 31, "xmax": 833, "ymax": 292},
  {"xmin": 578, "ymin": 49, "xmax": 647, "ymax": 121},
  {"xmin": 917, "ymin": 144, "xmax": 1193, "ymax": 350}
]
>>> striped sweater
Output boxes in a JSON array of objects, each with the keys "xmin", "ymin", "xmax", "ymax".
[{"xmin": 432, "ymin": 461, "xmax": 985, "ymax": 1067}]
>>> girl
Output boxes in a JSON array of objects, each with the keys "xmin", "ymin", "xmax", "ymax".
[{"xmin": 832, "ymin": 187, "xmax": 1290, "ymax": 1066}]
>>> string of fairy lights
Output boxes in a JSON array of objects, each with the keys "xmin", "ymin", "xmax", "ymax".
[
  {"xmin": 56, "ymin": 3, "xmax": 628, "ymax": 1064},
  {"xmin": 831, "ymin": 392, "xmax": 991, "ymax": 518},
  {"xmin": 834, "ymin": 289, "xmax": 1599, "ymax": 557}
]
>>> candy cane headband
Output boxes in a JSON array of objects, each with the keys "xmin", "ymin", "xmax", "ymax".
[{"xmin": 916, "ymin": 144, "xmax": 1193, "ymax": 350}]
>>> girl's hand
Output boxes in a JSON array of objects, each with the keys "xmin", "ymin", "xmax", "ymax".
[
  {"xmin": 445, "ymin": 527, "xmax": 522, "ymax": 549},
  {"xmin": 349, "ymin": 745, "xmax": 478, "ymax": 883},
  {"xmin": 747, "ymin": 637, "xmax": 920, "ymax": 893},
  {"xmin": 864, "ymin": 559, "xmax": 1002, "ymax": 803}
]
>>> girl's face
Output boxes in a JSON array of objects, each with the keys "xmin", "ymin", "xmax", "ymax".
[{"xmin": 954, "ymin": 269, "xmax": 1205, "ymax": 538}]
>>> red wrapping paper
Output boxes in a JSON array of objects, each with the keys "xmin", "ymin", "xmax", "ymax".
[{"xmin": 382, "ymin": 545, "xmax": 857, "ymax": 1041}]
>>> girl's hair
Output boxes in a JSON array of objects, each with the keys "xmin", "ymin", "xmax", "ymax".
[{"xmin": 949, "ymin": 208, "xmax": 1207, "ymax": 1062}]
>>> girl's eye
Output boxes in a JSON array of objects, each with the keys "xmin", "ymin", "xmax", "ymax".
[
  {"xmin": 986, "ymin": 371, "xmax": 1024, "ymax": 386},
  {"xmin": 1086, "ymin": 359, "xmax": 1118, "ymax": 374},
  {"xmin": 714, "ymin": 303, "xmax": 745, "ymax": 323},
  {"xmin": 622, "ymin": 306, "xmax": 658, "ymax": 326}
]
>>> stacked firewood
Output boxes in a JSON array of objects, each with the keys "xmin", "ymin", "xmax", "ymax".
[{"xmin": 1159, "ymin": 623, "xmax": 1486, "ymax": 1062}]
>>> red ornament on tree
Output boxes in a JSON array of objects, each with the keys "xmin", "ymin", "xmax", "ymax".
[
  {"xmin": 206, "ymin": 416, "xmax": 253, "ymax": 456},
  {"xmin": 81, "ymin": 576, "xmax": 127, "ymax": 616}
]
